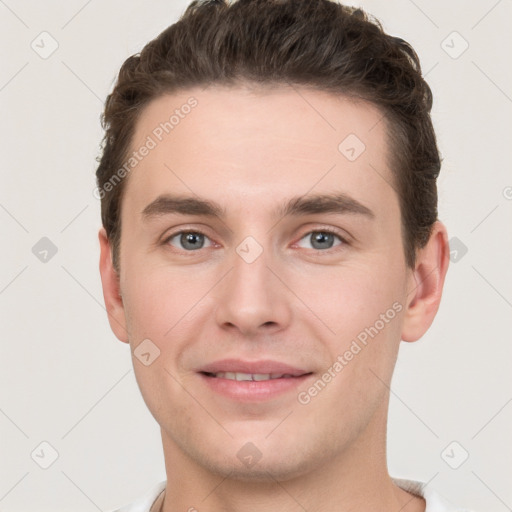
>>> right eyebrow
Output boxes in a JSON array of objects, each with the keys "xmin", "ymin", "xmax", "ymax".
[{"xmin": 141, "ymin": 195, "xmax": 225, "ymax": 221}]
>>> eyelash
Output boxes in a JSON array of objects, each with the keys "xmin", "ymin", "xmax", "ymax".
[{"xmin": 161, "ymin": 227, "xmax": 349, "ymax": 254}]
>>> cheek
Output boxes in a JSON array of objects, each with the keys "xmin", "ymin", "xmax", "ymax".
[
  {"xmin": 121, "ymin": 260, "xmax": 206, "ymax": 338},
  {"xmin": 297, "ymin": 261, "xmax": 405, "ymax": 339},
  {"xmin": 130, "ymin": 353, "xmax": 194, "ymax": 438},
  {"xmin": 297, "ymin": 296, "xmax": 404, "ymax": 428},
  {"xmin": 300, "ymin": 262, "xmax": 406, "ymax": 397},
  {"xmin": 121, "ymin": 262, "xmax": 214, "ymax": 403},
  {"xmin": 122, "ymin": 270, "xmax": 201, "ymax": 417}
]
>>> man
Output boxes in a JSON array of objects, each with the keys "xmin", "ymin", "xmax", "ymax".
[{"xmin": 96, "ymin": 0, "xmax": 473, "ymax": 510}]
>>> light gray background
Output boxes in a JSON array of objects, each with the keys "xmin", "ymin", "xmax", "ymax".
[{"xmin": 1, "ymin": 0, "xmax": 511, "ymax": 510}]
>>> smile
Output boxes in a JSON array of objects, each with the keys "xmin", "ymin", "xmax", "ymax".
[{"xmin": 203, "ymin": 372, "xmax": 298, "ymax": 381}]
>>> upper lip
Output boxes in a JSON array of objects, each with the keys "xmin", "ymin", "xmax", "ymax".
[{"xmin": 199, "ymin": 359, "xmax": 311, "ymax": 376}]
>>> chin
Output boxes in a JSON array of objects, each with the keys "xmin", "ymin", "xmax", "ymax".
[
  {"xmin": 207, "ymin": 459, "xmax": 315, "ymax": 483},
  {"xmin": 192, "ymin": 442, "xmax": 323, "ymax": 483}
]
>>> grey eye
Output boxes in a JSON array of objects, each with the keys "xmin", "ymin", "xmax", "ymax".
[
  {"xmin": 297, "ymin": 231, "xmax": 343, "ymax": 251},
  {"xmin": 167, "ymin": 231, "xmax": 212, "ymax": 251}
]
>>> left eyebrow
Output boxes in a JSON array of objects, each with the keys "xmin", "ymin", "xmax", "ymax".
[
  {"xmin": 140, "ymin": 192, "xmax": 375, "ymax": 222},
  {"xmin": 277, "ymin": 192, "xmax": 375, "ymax": 219}
]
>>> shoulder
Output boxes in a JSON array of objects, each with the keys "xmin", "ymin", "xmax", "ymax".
[
  {"xmin": 106, "ymin": 481, "xmax": 167, "ymax": 512},
  {"xmin": 392, "ymin": 477, "xmax": 477, "ymax": 512},
  {"xmin": 107, "ymin": 478, "xmax": 477, "ymax": 512}
]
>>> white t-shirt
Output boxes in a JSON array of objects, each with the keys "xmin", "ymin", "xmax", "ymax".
[{"xmin": 107, "ymin": 478, "xmax": 476, "ymax": 512}]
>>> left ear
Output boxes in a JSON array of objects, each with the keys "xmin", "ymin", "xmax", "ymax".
[{"xmin": 401, "ymin": 220, "xmax": 450, "ymax": 342}]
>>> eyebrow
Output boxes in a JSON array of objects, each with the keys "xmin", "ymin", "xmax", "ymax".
[{"xmin": 141, "ymin": 192, "xmax": 375, "ymax": 222}]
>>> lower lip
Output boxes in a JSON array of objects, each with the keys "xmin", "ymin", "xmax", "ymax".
[{"xmin": 198, "ymin": 373, "xmax": 313, "ymax": 402}]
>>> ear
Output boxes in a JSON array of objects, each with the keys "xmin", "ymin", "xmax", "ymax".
[
  {"xmin": 401, "ymin": 221, "xmax": 450, "ymax": 342},
  {"xmin": 98, "ymin": 227, "xmax": 129, "ymax": 343}
]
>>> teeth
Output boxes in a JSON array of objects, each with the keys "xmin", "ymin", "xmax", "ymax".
[
  {"xmin": 236, "ymin": 372, "xmax": 256, "ymax": 381},
  {"xmin": 211, "ymin": 372, "xmax": 292, "ymax": 381}
]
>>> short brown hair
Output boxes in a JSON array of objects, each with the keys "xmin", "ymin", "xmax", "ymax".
[{"xmin": 96, "ymin": 0, "xmax": 441, "ymax": 272}]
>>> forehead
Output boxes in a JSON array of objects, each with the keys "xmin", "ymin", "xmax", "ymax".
[{"xmin": 122, "ymin": 84, "xmax": 396, "ymax": 221}]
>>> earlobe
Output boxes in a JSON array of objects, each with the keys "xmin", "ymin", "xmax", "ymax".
[
  {"xmin": 98, "ymin": 227, "xmax": 129, "ymax": 343},
  {"xmin": 401, "ymin": 221, "xmax": 450, "ymax": 342}
]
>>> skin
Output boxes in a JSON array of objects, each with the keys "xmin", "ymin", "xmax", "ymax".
[{"xmin": 99, "ymin": 84, "xmax": 449, "ymax": 512}]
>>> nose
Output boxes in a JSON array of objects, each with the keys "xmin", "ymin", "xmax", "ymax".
[{"xmin": 214, "ymin": 239, "xmax": 292, "ymax": 337}]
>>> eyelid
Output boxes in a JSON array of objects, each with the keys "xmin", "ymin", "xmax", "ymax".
[
  {"xmin": 161, "ymin": 226, "xmax": 216, "ymax": 249},
  {"xmin": 296, "ymin": 225, "xmax": 351, "ymax": 244},
  {"xmin": 160, "ymin": 224, "xmax": 214, "ymax": 242},
  {"xmin": 292, "ymin": 227, "xmax": 350, "ymax": 256},
  {"xmin": 161, "ymin": 224, "xmax": 352, "ymax": 252}
]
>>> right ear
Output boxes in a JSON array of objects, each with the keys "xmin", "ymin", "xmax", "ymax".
[{"xmin": 98, "ymin": 227, "xmax": 129, "ymax": 343}]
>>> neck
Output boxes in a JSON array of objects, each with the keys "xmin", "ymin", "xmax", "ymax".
[{"xmin": 159, "ymin": 403, "xmax": 425, "ymax": 512}]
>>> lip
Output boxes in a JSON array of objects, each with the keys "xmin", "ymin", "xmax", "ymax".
[
  {"xmin": 199, "ymin": 358, "xmax": 310, "ymax": 376},
  {"xmin": 197, "ymin": 359, "xmax": 313, "ymax": 402}
]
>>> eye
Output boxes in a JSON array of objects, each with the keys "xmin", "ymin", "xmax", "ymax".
[
  {"xmin": 162, "ymin": 228, "xmax": 348, "ymax": 253},
  {"xmin": 163, "ymin": 230, "xmax": 213, "ymax": 251},
  {"xmin": 296, "ymin": 229, "xmax": 346, "ymax": 251}
]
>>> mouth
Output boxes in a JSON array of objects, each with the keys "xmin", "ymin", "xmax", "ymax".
[
  {"xmin": 196, "ymin": 360, "xmax": 314, "ymax": 401},
  {"xmin": 200, "ymin": 371, "xmax": 310, "ymax": 381}
]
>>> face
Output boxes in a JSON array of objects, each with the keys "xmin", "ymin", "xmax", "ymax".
[{"xmin": 99, "ymin": 84, "xmax": 444, "ymax": 481}]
